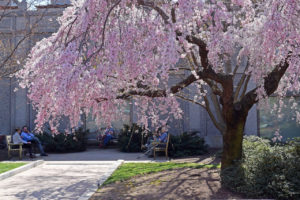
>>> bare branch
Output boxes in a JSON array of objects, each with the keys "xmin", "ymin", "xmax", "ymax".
[
  {"xmin": 204, "ymin": 79, "xmax": 223, "ymax": 96},
  {"xmin": 83, "ymin": 0, "xmax": 121, "ymax": 64},
  {"xmin": 137, "ymin": 0, "xmax": 170, "ymax": 24},
  {"xmin": 239, "ymin": 75, "xmax": 250, "ymax": 101},
  {"xmin": 234, "ymin": 62, "xmax": 249, "ymax": 102},
  {"xmin": 203, "ymin": 95, "xmax": 226, "ymax": 133},
  {"xmin": 210, "ymin": 92, "xmax": 225, "ymax": 126},
  {"xmin": 0, "ymin": 2, "xmax": 52, "ymax": 76},
  {"xmin": 175, "ymin": 94, "xmax": 206, "ymax": 109},
  {"xmin": 64, "ymin": 16, "xmax": 78, "ymax": 46},
  {"xmin": 232, "ymin": 62, "xmax": 239, "ymax": 75}
]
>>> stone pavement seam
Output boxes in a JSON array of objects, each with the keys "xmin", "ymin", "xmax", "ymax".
[
  {"xmin": 77, "ymin": 159, "xmax": 124, "ymax": 200},
  {"xmin": 0, "ymin": 160, "xmax": 44, "ymax": 181}
]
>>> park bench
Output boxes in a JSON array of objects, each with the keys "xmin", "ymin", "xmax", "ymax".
[
  {"xmin": 6, "ymin": 135, "xmax": 24, "ymax": 160},
  {"xmin": 153, "ymin": 133, "xmax": 170, "ymax": 160}
]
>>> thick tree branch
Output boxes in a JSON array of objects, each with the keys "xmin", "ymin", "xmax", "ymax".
[
  {"xmin": 178, "ymin": 34, "xmax": 231, "ymax": 88},
  {"xmin": 95, "ymin": 65, "xmax": 230, "ymax": 103},
  {"xmin": 171, "ymin": 7, "xmax": 176, "ymax": 23},
  {"xmin": 239, "ymin": 60, "xmax": 289, "ymax": 111},
  {"xmin": 185, "ymin": 34, "xmax": 209, "ymax": 69},
  {"xmin": 117, "ymin": 89, "xmax": 167, "ymax": 99}
]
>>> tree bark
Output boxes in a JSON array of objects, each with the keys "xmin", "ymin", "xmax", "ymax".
[
  {"xmin": 221, "ymin": 115, "xmax": 247, "ymax": 169},
  {"xmin": 220, "ymin": 76, "xmax": 249, "ymax": 169},
  {"xmin": 220, "ymin": 60, "xmax": 289, "ymax": 169}
]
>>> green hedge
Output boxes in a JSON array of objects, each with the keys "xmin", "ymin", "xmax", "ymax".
[
  {"xmin": 118, "ymin": 126, "xmax": 208, "ymax": 156},
  {"xmin": 169, "ymin": 131, "xmax": 208, "ymax": 158},
  {"xmin": 36, "ymin": 128, "xmax": 87, "ymax": 153},
  {"xmin": 221, "ymin": 136, "xmax": 300, "ymax": 199}
]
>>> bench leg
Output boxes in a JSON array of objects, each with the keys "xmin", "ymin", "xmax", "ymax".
[
  {"xmin": 8, "ymin": 150, "xmax": 10, "ymax": 158},
  {"xmin": 19, "ymin": 146, "xmax": 22, "ymax": 160},
  {"xmin": 153, "ymin": 150, "xmax": 156, "ymax": 160},
  {"xmin": 165, "ymin": 150, "xmax": 168, "ymax": 160}
]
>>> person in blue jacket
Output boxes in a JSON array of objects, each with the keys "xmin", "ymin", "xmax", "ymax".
[
  {"xmin": 144, "ymin": 126, "xmax": 168, "ymax": 157},
  {"xmin": 21, "ymin": 126, "xmax": 48, "ymax": 156},
  {"xmin": 102, "ymin": 125, "xmax": 115, "ymax": 146}
]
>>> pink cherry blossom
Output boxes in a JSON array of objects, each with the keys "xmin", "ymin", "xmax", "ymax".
[{"xmin": 16, "ymin": 0, "xmax": 300, "ymax": 133}]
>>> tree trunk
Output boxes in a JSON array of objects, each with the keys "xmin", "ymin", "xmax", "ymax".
[{"xmin": 221, "ymin": 113, "xmax": 247, "ymax": 169}]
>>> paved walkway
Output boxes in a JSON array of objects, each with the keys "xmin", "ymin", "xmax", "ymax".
[
  {"xmin": 0, "ymin": 148, "xmax": 168, "ymax": 200},
  {"xmin": 18, "ymin": 148, "xmax": 167, "ymax": 162},
  {"xmin": 0, "ymin": 160, "xmax": 122, "ymax": 200},
  {"xmin": 44, "ymin": 148, "xmax": 157, "ymax": 161}
]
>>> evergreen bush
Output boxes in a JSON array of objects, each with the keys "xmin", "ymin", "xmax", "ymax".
[
  {"xmin": 169, "ymin": 131, "xmax": 208, "ymax": 158},
  {"xmin": 118, "ymin": 124, "xmax": 150, "ymax": 152},
  {"xmin": 221, "ymin": 136, "xmax": 300, "ymax": 199},
  {"xmin": 36, "ymin": 128, "xmax": 87, "ymax": 153}
]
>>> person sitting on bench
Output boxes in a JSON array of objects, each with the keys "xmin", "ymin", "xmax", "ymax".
[
  {"xmin": 158, "ymin": 126, "xmax": 168, "ymax": 143},
  {"xmin": 145, "ymin": 126, "xmax": 168, "ymax": 156},
  {"xmin": 144, "ymin": 129, "xmax": 160, "ymax": 149},
  {"xmin": 102, "ymin": 125, "xmax": 115, "ymax": 147},
  {"xmin": 13, "ymin": 128, "xmax": 35, "ymax": 158},
  {"xmin": 21, "ymin": 126, "xmax": 48, "ymax": 156}
]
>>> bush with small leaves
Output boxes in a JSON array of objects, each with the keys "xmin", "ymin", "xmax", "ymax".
[
  {"xmin": 221, "ymin": 136, "xmax": 300, "ymax": 199},
  {"xmin": 169, "ymin": 131, "xmax": 208, "ymax": 158},
  {"xmin": 36, "ymin": 128, "xmax": 87, "ymax": 153}
]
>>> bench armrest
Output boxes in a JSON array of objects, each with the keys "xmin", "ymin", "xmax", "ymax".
[{"xmin": 8, "ymin": 143, "xmax": 23, "ymax": 146}]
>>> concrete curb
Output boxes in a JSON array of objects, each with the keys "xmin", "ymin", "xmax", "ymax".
[
  {"xmin": 45, "ymin": 161, "xmax": 119, "ymax": 165},
  {"xmin": 77, "ymin": 159, "xmax": 124, "ymax": 200},
  {"xmin": 0, "ymin": 160, "xmax": 44, "ymax": 181}
]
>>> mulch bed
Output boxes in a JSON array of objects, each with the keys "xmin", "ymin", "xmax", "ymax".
[{"xmin": 90, "ymin": 167, "xmax": 244, "ymax": 200}]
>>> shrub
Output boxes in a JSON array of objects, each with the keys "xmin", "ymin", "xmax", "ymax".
[
  {"xmin": 118, "ymin": 127, "xmax": 208, "ymax": 155},
  {"xmin": 118, "ymin": 124, "xmax": 150, "ymax": 152},
  {"xmin": 169, "ymin": 131, "xmax": 208, "ymax": 158},
  {"xmin": 221, "ymin": 136, "xmax": 300, "ymax": 200},
  {"xmin": 36, "ymin": 128, "xmax": 88, "ymax": 153}
]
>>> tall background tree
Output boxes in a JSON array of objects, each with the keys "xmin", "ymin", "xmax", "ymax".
[
  {"xmin": 0, "ymin": 0, "xmax": 70, "ymax": 135},
  {"xmin": 0, "ymin": 0, "xmax": 52, "ymax": 77},
  {"xmin": 17, "ymin": 0, "xmax": 300, "ymax": 169}
]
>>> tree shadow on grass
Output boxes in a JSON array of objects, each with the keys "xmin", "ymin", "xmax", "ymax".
[{"xmin": 91, "ymin": 167, "xmax": 244, "ymax": 200}]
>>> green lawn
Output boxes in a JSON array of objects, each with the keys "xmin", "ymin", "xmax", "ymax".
[
  {"xmin": 103, "ymin": 162, "xmax": 220, "ymax": 186},
  {"xmin": 0, "ymin": 163, "xmax": 26, "ymax": 174}
]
